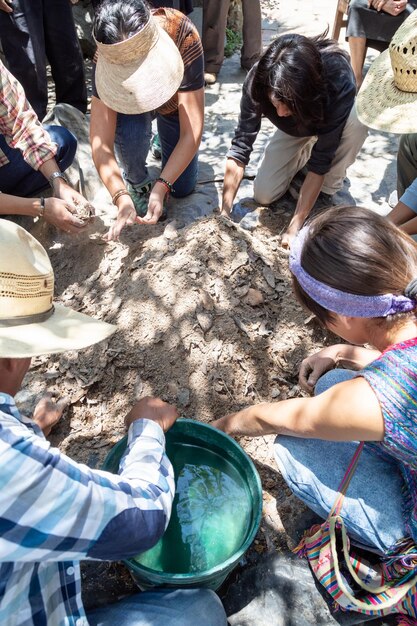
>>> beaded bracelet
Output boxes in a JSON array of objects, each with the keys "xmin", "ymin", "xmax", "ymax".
[
  {"xmin": 112, "ymin": 189, "xmax": 131, "ymax": 205},
  {"xmin": 156, "ymin": 177, "xmax": 173, "ymax": 195}
]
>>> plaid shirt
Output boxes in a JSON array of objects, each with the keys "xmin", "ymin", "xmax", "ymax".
[
  {"xmin": 0, "ymin": 60, "xmax": 57, "ymax": 170},
  {"xmin": 0, "ymin": 393, "xmax": 174, "ymax": 626}
]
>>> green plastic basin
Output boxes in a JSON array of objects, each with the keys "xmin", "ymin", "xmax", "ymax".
[{"xmin": 102, "ymin": 418, "xmax": 262, "ymax": 590}]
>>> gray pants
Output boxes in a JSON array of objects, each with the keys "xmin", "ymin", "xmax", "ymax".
[
  {"xmin": 397, "ymin": 133, "xmax": 417, "ymax": 197},
  {"xmin": 202, "ymin": 0, "xmax": 262, "ymax": 73}
]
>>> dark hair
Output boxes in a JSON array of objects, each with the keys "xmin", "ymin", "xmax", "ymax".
[
  {"xmin": 94, "ymin": 0, "xmax": 150, "ymax": 44},
  {"xmin": 251, "ymin": 32, "xmax": 349, "ymax": 129},
  {"xmin": 292, "ymin": 206, "xmax": 417, "ymax": 325}
]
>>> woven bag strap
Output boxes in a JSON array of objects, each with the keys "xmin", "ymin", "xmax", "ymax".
[
  {"xmin": 329, "ymin": 441, "xmax": 365, "ymax": 518},
  {"xmin": 329, "ymin": 515, "xmax": 417, "ymax": 606}
]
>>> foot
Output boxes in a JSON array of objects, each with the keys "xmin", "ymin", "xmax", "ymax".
[
  {"xmin": 127, "ymin": 180, "xmax": 152, "ymax": 217},
  {"xmin": 388, "ymin": 190, "xmax": 398, "ymax": 208},
  {"xmin": 204, "ymin": 72, "xmax": 217, "ymax": 85},
  {"xmin": 151, "ymin": 134, "xmax": 162, "ymax": 160}
]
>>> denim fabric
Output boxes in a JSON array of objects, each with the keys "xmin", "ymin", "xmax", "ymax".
[
  {"xmin": 0, "ymin": 125, "xmax": 77, "ymax": 197},
  {"xmin": 87, "ymin": 588, "xmax": 227, "ymax": 626},
  {"xmin": 115, "ymin": 111, "xmax": 198, "ymax": 198},
  {"xmin": 274, "ymin": 368, "xmax": 406, "ymax": 554},
  {"xmin": 0, "ymin": 0, "xmax": 87, "ymax": 120}
]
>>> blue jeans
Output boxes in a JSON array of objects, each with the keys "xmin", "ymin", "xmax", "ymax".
[
  {"xmin": 87, "ymin": 588, "xmax": 227, "ymax": 626},
  {"xmin": 0, "ymin": 0, "xmax": 86, "ymax": 120},
  {"xmin": 274, "ymin": 369, "xmax": 406, "ymax": 554},
  {"xmin": 115, "ymin": 111, "xmax": 198, "ymax": 198},
  {"xmin": 0, "ymin": 125, "xmax": 77, "ymax": 197}
]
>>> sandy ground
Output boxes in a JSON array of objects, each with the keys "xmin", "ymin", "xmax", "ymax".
[{"xmin": 15, "ymin": 0, "xmax": 402, "ymax": 616}]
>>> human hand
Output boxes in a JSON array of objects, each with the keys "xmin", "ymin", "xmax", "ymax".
[
  {"xmin": 0, "ymin": 0, "xmax": 13, "ymax": 13},
  {"xmin": 54, "ymin": 182, "xmax": 95, "ymax": 222},
  {"xmin": 33, "ymin": 393, "xmax": 70, "ymax": 436},
  {"xmin": 281, "ymin": 215, "xmax": 305, "ymax": 249},
  {"xmin": 369, "ymin": 0, "xmax": 405, "ymax": 13},
  {"xmin": 125, "ymin": 396, "xmax": 179, "ymax": 433},
  {"xmin": 103, "ymin": 200, "xmax": 137, "ymax": 241},
  {"xmin": 298, "ymin": 347, "xmax": 339, "ymax": 393},
  {"xmin": 43, "ymin": 197, "xmax": 89, "ymax": 233},
  {"xmin": 137, "ymin": 185, "xmax": 165, "ymax": 225}
]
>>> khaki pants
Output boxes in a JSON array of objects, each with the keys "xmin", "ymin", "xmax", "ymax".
[{"xmin": 253, "ymin": 103, "xmax": 368, "ymax": 205}]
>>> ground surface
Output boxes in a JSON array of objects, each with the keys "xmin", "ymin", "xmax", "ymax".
[{"xmin": 16, "ymin": 1, "xmax": 401, "ymax": 622}]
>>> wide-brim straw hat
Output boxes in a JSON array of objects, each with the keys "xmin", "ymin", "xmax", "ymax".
[
  {"xmin": 356, "ymin": 9, "xmax": 417, "ymax": 134},
  {"xmin": 0, "ymin": 220, "xmax": 116, "ymax": 358},
  {"xmin": 95, "ymin": 13, "xmax": 184, "ymax": 114}
]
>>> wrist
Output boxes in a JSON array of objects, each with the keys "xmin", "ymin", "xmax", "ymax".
[
  {"xmin": 155, "ymin": 177, "xmax": 173, "ymax": 196},
  {"xmin": 48, "ymin": 171, "xmax": 69, "ymax": 192}
]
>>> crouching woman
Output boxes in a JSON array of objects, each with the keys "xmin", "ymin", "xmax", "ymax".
[{"xmin": 214, "ymin": 206, "xmax": 417, "ymax": 616}]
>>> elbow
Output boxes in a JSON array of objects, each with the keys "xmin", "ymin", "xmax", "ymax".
[{"xmin": 86, "ymin": 507, "xmax": 167, "ymax": 561}]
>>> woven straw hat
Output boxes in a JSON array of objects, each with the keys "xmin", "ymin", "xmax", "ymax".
[
  {"xmin": 95, "ymin": 13, "xmax": 184, "ymax": 114},
  {"xmin": 356, "ymin": 10, "xmax": 417, "ymax": 133},
  {"xmin": 0, "ymin": 221, "xmax": 116, "ymax": 358}
]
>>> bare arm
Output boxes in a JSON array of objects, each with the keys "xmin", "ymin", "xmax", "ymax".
[
  {"xmin": 220, "ymin": 158, "xmax": 245, "ymax": 216},
  {"xmin": 213, "ymin": 376, "xmax": 384, "ymax": 442},
  {"xmin": 299, "ymin": 344, "xmax": 381, "ymax": 392},
  {"xmin": 90, "ymin": 95, "xmax": 137, "ymax": 240},
  {"xmin": 282, "ymin": 171, "xmax": 324, "ymax": 248},
  {"xmin": 141, "ymin": 87, "xmax": 204, "ymax": 224},
  {"xmin": 387, "ymin": 200, "xmax": 415, "ymax": 226},
  {"xmin": 0, "ymin": 155, "xmax": 92, "ymax": 233}
]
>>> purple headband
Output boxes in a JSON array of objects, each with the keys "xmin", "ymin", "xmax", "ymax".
[{"xmin": 289, "ymin": 226, "xmax": 416, "ymax": 318}]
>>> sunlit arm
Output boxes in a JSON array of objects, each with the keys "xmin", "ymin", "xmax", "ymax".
[
  {"xmin": 213, "ymin": 376, "xmax": 385, "ymax": 442},
  {"xmin": 221, "ymin": 157, "xmax": 245, "ymax": 216}
]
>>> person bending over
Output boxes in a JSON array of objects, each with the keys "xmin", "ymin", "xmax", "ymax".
[
  {"xmin": 90, "ymin": 0, "xmax": 204, "ymax": 240},
  {"xmin": 221, "ymin": 32, "xmax": 368, "ymax": 247}
]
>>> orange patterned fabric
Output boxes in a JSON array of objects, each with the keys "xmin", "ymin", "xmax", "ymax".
[{"xmin": 153, "ymin": 8, "xmax": 204, "ymax": 115}]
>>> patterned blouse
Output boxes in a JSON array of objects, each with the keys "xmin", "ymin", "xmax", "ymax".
[{"xmin": 359, "ymin": 337, "xmax": 417, "ymax": 542}]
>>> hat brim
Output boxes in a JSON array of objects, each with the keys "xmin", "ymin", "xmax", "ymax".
[
  {"xmin": 95, "ymin": 27, "xmax": 184, "ymax": 114},
  {"xmin": 0, "ymin": 304, "xmax": 116, "ymax": 358},
  {"xmin": 356, "ymin": 48, "xmax": 417, "ymax": 134}
]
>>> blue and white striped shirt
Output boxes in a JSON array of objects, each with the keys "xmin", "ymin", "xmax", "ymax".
[{"xmin": 0, "ymin": 393, "xmax": 175, "ymax": 625}]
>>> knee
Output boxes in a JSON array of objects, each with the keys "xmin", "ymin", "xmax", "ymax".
[
  {"xmin": 181, "ymin": 590, "xmax": 227, "ymax": 626},
  {"xmin": 314, "ymin": 369, "xmax": 356, "ymax": 396},
  {"xmin": 171, "ymin": 163, "xmax": 198, "ymax": 198},
  {"xmin": 44, "ymin": 125, "xmax": 77, "ymax": 170},
  {"xmin": 253, "ymin": 180, "xmax": 284, "ymax": 206}
]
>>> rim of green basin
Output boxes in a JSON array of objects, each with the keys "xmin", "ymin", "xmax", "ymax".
[{"xmin": 102, "ymin": 418, "xmax": 263, "ymax": 581}]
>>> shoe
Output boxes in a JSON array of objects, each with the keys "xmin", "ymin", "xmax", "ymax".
[
  {"xmin": 151, "ymin": 133, "xmax": 162, "ymax": 160},
  {"xmin": 315, "ymin": 191, "xmax": 334, "ymax": 208},
  {"xmin": 127, "ymin": 180, "xmax": 152, "ymax": 217},
  {"xmin": 388, "ymin": 190, "xmax": 398, "ymax": 208},
  {"xmin": 204, "ymin": 72, "xmax": 217, "ymax": 85}
]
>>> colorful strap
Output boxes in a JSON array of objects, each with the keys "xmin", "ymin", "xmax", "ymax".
[{"xmin": 330, "ymin": 441, "xmax": 365, "ymax": 518}]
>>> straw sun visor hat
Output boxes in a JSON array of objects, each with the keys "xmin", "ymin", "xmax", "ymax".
[
  {"xmin": 95, "ymin": 13, "xmax": 184, "ymax": 114},
  {"xmin": 0, "ymin": 221, "xmax": 115, "ymax": 358},
  {"xmin": 356, "ymin": 9, "xmax": 417, "ymax": 134}
]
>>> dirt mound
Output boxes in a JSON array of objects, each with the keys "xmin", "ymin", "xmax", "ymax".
[{"xmin": 19, "ymin": 213, "xmax": 329, "ymax": 606}]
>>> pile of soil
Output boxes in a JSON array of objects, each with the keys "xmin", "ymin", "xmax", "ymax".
[{"xmin": 20, "ymin": 210, "xmax": 331, "ymax": 607}]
